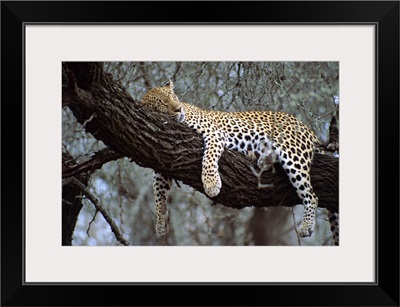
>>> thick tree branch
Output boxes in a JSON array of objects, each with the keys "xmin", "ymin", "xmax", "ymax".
[{"xmin": 62, "ymin": 62, "xmax": 338, "ymax": 213}]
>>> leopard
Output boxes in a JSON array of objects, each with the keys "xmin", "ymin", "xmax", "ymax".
[{"xmin": 141, "ymin": 80, "xmax": 339, "ymax": 245}]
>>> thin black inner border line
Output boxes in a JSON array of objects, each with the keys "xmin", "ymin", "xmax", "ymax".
[{"xmin": 22, "ymin": 22, "xmax": 378, "ymax": 286}]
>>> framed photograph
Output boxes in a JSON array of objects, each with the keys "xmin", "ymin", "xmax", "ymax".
[{"xmin": 2, "ymin": 1, "xmax": 399, "ymax": 306}]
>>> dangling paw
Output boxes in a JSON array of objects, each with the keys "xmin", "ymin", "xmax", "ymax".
[
  {"xmin": 202, "ymin": 171, "xmax": 221, "ymax": 198},
  {"xmin": 299, "ymin": 220, "xmax": 315, "ymax": 237}
]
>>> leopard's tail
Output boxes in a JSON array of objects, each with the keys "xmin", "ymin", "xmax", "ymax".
[{"xmin": 327, "ymin": 209, "xmax": 339, "ymax": 246}]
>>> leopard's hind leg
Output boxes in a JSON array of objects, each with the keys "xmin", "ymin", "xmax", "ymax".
[
  {"xmin": 327, "ymin": 209, "xmax": 339, "ymax": 246},
  {"xmin": 278, "ymin": 148, "xmax": 318, "ymax": 237}
]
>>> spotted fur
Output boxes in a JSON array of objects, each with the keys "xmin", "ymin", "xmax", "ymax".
[
  {"xmin": 152, "ymin": 173, "xmax": 172, "ymax": 236},
  {"xmin": 142, "ymin": 80, "xmax": 338, "ymax": 244}
]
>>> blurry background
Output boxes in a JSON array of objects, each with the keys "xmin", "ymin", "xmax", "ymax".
[{"xmin": 62, "ymin": 61, "xmax": 339, "ymax": 246}]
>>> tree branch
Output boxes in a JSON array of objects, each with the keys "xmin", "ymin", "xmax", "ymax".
[
  {"xmin": 71, "ymin": 177, "xmax": 130, "ymax": 246},
  {"xmin": 62, "ymin": 151, "xmax": 88, "ymax": 245},
  {"xmin": 63, "ymin": 62, "xmax": 338, "ymax": 213},
  {"xmin": 62, "ymin": 147, "xmax": 124, "ymax": 179}
]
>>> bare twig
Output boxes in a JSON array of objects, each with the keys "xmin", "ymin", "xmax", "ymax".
[
  {"xmin": 87, "ymin": 210, "xmax": 99, "ymax": 237},
  {"xmin": 62, "ymin": 147, "xmax": 124, "ymax": 179},
  {"xmin": 71, "ymin": 177, "xmax": 130, "ymax": 246},
  {"xmin": 82, "ymin": 113, "xmax": 97, "ymax": 128},
  {"xmin": 314, "ymin": 108, "xmax": 337, "ymax": 121}
]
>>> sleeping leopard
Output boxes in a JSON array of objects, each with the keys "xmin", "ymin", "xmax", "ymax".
[{"xmin": 141, "ymin": 80, "xmax": 338, "ymax": 245}]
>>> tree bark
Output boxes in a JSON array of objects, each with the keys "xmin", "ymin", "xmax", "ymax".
[
  {"xmin": 62, "ymin": 152, "xmax": 89, "ymax": 245},
  {"xmin": 62, "ymin": 62, "xmax": 338, "ymax": 213}
]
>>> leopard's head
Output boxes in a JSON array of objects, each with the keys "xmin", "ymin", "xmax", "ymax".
[{"xmin": 141, "ymin": 80, "xmax": 185, "ymax": 123}]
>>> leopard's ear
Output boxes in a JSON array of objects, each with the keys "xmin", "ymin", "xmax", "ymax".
[{"xmin": 167, "ymin": 79, "xmax": 174, "ymax": 89}]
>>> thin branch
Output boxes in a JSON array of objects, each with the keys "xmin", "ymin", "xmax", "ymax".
[
  {"xmin": 71, "ymin": 177, "xmax": 130, "ymax": 246},
  {"xmin": 62, "ymin": 147, "xmax": 124, "ymax": 179},
  {"xmin": 87, "ymin": 210, "xmax": 99, "ymax": 237},
  {"xmin": 314, "ymin": 108, "xmax": 337, "ymax": 121},
  {"xmin": 82, "ymin": 113, "xmax": 97, "ymax": 128}
]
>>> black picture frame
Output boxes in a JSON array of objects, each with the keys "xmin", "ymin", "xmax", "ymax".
[{"xmin": 1, "ymin": 1, "xmax": 399, "ymax": 306}]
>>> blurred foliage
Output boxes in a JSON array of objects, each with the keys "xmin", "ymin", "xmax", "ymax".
[{"xmin": 63, "ymin": 61, "xmax": 338, "ymax": 246}]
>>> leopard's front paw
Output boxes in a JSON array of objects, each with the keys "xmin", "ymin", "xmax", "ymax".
[
  {"xmin": 298, "ymin": 203, "xmax": 317, "ymax": 238},
  {"xmin": 202, "ymin": 172, "xmax": 222, "ymax": 198},
  {"xmin": 298, "ymin": 220, "xmax": 315, "ymax": 237}
]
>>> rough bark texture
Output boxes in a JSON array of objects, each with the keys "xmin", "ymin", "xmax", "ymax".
[
  {"xmin": 62, "ymin": 62, "xmax": 338, "ymax": 213},
  {"xmin": 62, "ymin": 147, "xmax": 124, "ymax": 179},
  {"xmin": 62, "ymin": 152, "xmax": 89, "ymax": 245},
  {"xmin": 62, "ymin": 150, "xmax": 128, "ymax": 245}
]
